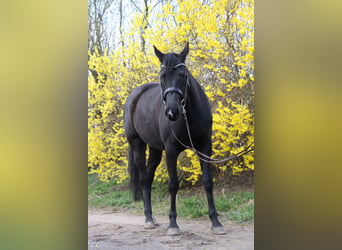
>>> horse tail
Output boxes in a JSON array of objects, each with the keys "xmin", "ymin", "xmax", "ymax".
[{"xmin": 128, "ymin": 145, "xmax": 142, "ymax": 201}]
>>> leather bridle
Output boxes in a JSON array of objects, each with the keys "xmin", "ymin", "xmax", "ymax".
[{"xmin": 160, "ymin": 63, "xmax": 190, "ymax": 107}]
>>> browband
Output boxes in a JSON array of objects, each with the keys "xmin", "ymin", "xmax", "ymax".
[{"xmin": 161, "ymin": 63, "xmax": 186, "ymax": 69}]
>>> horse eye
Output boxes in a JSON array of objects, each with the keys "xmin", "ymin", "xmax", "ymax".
[{"xmin": 161, "ymin": 72, "xmax": 166, "ymax": 79}]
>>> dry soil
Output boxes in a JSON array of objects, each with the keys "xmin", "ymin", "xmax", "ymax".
[{"xmin": 88, "ymin": 208, "xmax": 254, "ymax": 250}]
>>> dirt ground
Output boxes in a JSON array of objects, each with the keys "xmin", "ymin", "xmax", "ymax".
[{"xmin": 88, "ymin": 208, "xmax": 254, "ymax": 250}]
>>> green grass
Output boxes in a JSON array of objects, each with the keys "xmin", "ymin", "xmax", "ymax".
[
  {"xmin": 88, "ymin": 174, "xmax": 133, "ymax": 208},
  {"xmin": 88, "ymin": 174, "xmax": 254, "ymax": 222},
  {"xmin": 227, "ymin": 203, "xmax": 254, "ymax": 222},
  {"xmin": 177, "ymin": 196, "xmax": 208, "ymax": 218},
  {"xmin": 176, "ymin": 191, "xmax": 254, "ymax": 222}
]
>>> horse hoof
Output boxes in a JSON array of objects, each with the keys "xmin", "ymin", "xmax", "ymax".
[
  {"xmin": 144, "ymin": 221, "xmax": 155, "ymax": 229},
  {"xmin": 167, "ymin": 227, "xmax": 181, "ymax": 236},
  {"xmin": 211, "ymin": 226, "xmax": 226, "ymax": 235},
  {"xmin": 152, "ymin": 217, "xmax": 158, "ymax": 226}
]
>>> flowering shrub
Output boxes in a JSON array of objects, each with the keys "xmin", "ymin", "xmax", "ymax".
[{"xmin": 88, "ymin": 0, "xmax": 254, "ymax": 184}]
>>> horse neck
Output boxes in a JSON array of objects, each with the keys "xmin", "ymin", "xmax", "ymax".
[{"xmin": 186, "ymin": 74, "xmax": 210, "ymax": 116}]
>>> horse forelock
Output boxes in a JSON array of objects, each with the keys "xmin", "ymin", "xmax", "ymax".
[{"xmin": 162, "ymin": 53, "xmax": 182, "ymax": 68}]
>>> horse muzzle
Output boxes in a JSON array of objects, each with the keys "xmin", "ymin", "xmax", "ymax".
[
  {"xmin": 165, "ymin": 107, "xmax": 180, "ymax": 121},
  {"xmin": 162, "ymin": 88, "xmax": 183, "ymax": 121}
]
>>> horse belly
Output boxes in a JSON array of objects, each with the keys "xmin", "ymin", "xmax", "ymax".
[{"xmin": 133, "ymin": 99, "xmax": 164, "ymax": 150}]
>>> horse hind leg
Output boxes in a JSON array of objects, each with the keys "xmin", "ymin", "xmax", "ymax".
[
  {"xmin": 128, "ymin": 139, "xmax": 156, "ymax": 229},
  {"xmin": 142, "ymin": 147, "xmax": 162, "ymax": 229},
  {"xmin": 127, "ymin": 136, "xmax": 147, "ymax": 202}
]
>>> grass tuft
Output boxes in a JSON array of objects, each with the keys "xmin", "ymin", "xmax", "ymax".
[{"xmin": 178, "ymin": 196, "xmax": 207, "ymax": 218}]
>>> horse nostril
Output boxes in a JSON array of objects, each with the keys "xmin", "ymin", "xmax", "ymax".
[
  {"xmin": 166, "ymin": 109, "xmax": 179, "ymax": 121},
  {"xmin": 166, "ymin": 109, "xmax": 174, "ymax": 120}
]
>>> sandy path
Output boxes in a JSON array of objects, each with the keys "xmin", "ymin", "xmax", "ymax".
[{"xmin": 88, "ymin": 208, "xmax": 254, "ymax": 250}]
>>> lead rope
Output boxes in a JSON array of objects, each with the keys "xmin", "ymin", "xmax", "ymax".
[{"xmin": 170, "ymin": 104, "xmax": 254, "ymax": 164}]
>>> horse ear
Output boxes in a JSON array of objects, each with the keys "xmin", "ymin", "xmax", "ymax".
[
  {"xmin": 179, "ymin": 42, "xmax": 189, "ymax": 61},
  {"xmin": 153, "ymin": 45, "xmax": 164, "ymax": 63}
]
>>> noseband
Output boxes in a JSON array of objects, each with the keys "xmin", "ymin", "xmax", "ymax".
[{"xmin": 160, "ymin": 63, "xmax": 190, "ymax": 107}]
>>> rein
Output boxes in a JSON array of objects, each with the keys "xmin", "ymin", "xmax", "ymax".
[{"xmin": 170, "ymin": 105, "xmax": 254, "ymax": 164}]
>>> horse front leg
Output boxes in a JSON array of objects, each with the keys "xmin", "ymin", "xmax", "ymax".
[
  {"xmin": 199, "ymin": 143, "xmax": 226, "ymax": 235},
  {"xmin": 165, "ymin": 148, "xmax": 181, "ymax": 236}
]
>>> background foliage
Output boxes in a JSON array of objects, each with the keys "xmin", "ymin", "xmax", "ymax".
[{"xmin": 88, "ymin": 0, "xmax": 254, "ymax": 184}]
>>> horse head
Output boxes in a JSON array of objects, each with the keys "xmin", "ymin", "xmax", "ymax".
[{"xmin": 153, "ymin": 42, "xmax": 190, "ymax": 121}]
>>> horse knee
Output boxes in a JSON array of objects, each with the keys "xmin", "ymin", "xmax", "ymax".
[
  {"xmin": 203, "ymin": 178, "xmax": 213, "ymax": 193},
  {"xmin": 168, "ymin": 180, "xmax": 179, "ymax": 194},
  {"xmin": 140, "ymin": 175, "xmax": 153, "ymax": 188}
]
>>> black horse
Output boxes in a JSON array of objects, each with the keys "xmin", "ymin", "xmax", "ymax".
[{"xmin": 124, "ymin": 42, "xmax": 225, "ymax": 236}]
